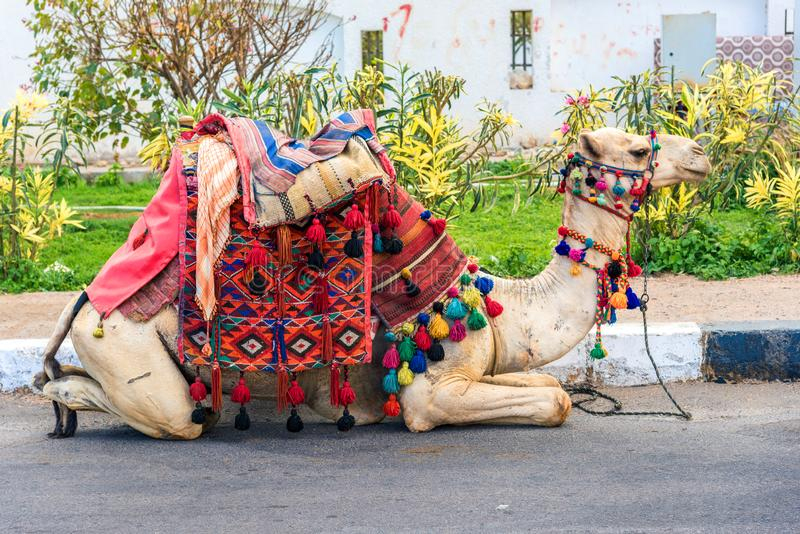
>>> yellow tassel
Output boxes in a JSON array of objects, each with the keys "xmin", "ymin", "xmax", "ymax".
[
  {"xmin": 570, "ymin": 263, "xmax": 581, "ymax": 276},
  {"xmin": 401, "ymin": 322, "xmax": 415, "ymax": 336},
  {"xmin": 461, "ymin": 286, "xmax": 482, "ymax": 309},
  {"xmin": 609, "ymin": 291, "xmax": 627, "ymax": 309},
  {"xmin": 92, "ymin": 319, "xmax": 104, "ymax": 338},
  {"xmin": 400, "ymin": 267, "xmax": 412, "ymax": 280},
  {"xmin": 428, "ymin": 313, "xmax": 450, "ymax": 340},
  {"xmin": 398, "ymin": 362, "xmax": 414, "ymax": 386}
]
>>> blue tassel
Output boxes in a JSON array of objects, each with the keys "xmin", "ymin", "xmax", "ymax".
[
  {"xmin": 373, "ymin": 232, "xmax": 383, "ymax": 253},
  {"xmin": 409, "ymin": 349, "xmax": 427, "ymax": 374},
  {"xmin": 420, "ymin": 210, "xmax": 432, "ymax": 221},
  {"xmin": 473, "ymin": 276, "xmax": 494, "ymax": 295},
  {"xmin": 610, "ymin": 308, "xmax": 617, "ymax": 324},
  {"xmin": 384, "ymin": 331, "xmax": 396, "ymax": 342},
  {"xmin": 626, "ymin": 286, "xmax": 640, "ymax": 309},
  {"xmin": 417, "ymin": 312, "xmax": 430, "ymax": 326},
  {"xmin": 555, "ymin": 240, "xmax": 570, "ymax": 256},
  {"xmin": 445, "ymin": 298, "xmax": 467, "ymax": 320},
  {"xmin": 383, "ymin": 369, "xmax": 400, "ymax": 394}
]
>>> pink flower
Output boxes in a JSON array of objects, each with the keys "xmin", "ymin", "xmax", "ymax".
[
  {"xmin": 578, "ymin": 95, "xmax": 590, "ymax": 107},
  {"xmin": 565, "ymin": 96, "xmax": 575, "ymax": 105},
  {"xmin": 560, "ymin": 122, "xmax": 570, "ymax": 134}
]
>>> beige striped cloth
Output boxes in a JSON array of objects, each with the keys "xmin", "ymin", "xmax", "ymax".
[{"xmin": 195, "ymin": 136, "xmax": 239, "ymax": 321}]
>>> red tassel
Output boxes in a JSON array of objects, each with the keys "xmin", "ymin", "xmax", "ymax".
[
  {"xmin": 339, "ymin": 380, "xmax": 356, "ymax": 406},
  {"xmin": 382, "ymin": 343, "xmax": 400, "ymax": 369},
  {"xmin": 306, "ymin": 217, "xmax": 326, "ymax": 244},
  {"xmin": 329, "ymin": 363, "xmax": 340, "ymax": 407},
  {"xmin": 628, "ymin": 260, "xmax": 643, "ymax": 278},
  {"xmin": 277, "ymin": 366, "xmax": 289, "ymax": 413},
  {"xmin": 287, "ymin": 379, "xmax": 305, "ymax": 406},
  {"xmin": 322, "ymin": 318, "xmax": 333, "ymax": 362},
  {"xmin": 231, "ymin": 376, "xmax": 251, "ymax": 405},
  {"xmin": 313, "ymin": 276, "xmax": 330, "ymax": 314},
  {"xmin": 381, "ymin": 205, "xmax": 402, "ymax": 229},
  {"xmin": 211, "ymin": 361, "xmax": 222, "ymax": 413},
  {"xmin": 485, "ymin": 296, "xmax": 504, "ymax": 318},
  {"xmin": 276, "ymin": 225, "xmax": 292, "ymax": 266},
  {"xmin": 189, "ymin": 376, "xmax": 207, "ymax": 402},
  {"xmin": 557, "ymin": 180, "xmax": 566, "ymax": 194},
  {"xmin": 246, "ymin": 242, "xmax": 267, "ymax": 267},
  {"xmin": 429, "ymin": 217, "xmax": 447, "ymax": 235},
  {"xmin": 344, "ymin": 203, "xmax": 366, "ymax": 230},
  {"xmin": 383, "ymin": 394, "xmax": 401, "ymax": 417},
  {"xmin": 414, "ymin": 325, "xmax": 432, "ymax": 351}
]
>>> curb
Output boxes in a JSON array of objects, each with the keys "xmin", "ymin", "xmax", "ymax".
[{"xmin": 0, "ymin": 321, "xmax": 798, "ymax": 391}]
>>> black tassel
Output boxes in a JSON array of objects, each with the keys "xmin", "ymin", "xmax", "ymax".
[
  {"xmin": 428, "ymin": 340, "xmax": 445, "ymax": 362},
  {"xmin": 607, "ymin": 261, "xmax": 623, "ymax": 279},
  {"xmin": 337, "ymin": 408, "xmax": 356, "ymax": 432},
  {"xmin": 404, "ymin": 278, "xmax": 420, "ymax": 298},
  {"xmin": 307, "ymin": 245, "xmax": 324, "ymax": 270},
  {"xmin": 248, "ymin": 270, "xmax": 267, "ymax": 295},
  {"xmin": 384, "ymin": 235, "xmax": 404, "ymax": 254},
  {"xmin": 287, "ymin": 408, "xmax": 304, "ymax": 433},
  {"xmin": 234, "ymin": 406, "xmax": 250, "ymax": 431},
  {"xmin": 191, "ymin": 402, "xmax": 206, "ymax": 424},
  {"xmin": 344, "ymin": 230, "xmax": 363, "ymax": 258}
]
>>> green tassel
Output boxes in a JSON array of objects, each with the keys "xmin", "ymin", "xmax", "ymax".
[
  {"xmin": 398, "ymin": 337, "xmax": 416, "ymax": 362},
  {"xmin": 445, "ymin": 298, "xmax": 467, "ymax": 320},
  {"xmin": 590, "ymin": 342, "xmax": 607, "ymax": 360},
  {"xmin": 459, "ymin": 273, "xmax": 472, "ymax": 285},
  {"xmin": 467, "ymin": 309, "xmax": 487, "ymax": 330}
]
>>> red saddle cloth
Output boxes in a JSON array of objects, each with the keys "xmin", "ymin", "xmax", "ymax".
[{"xmin": 178, "ymin": 151, "xmax": 373, "ymax": 374}]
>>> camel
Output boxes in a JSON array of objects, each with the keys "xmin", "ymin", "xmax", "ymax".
[{"xmin": 36, "ymin": 128, "xmax": 710, "ymax": 439}]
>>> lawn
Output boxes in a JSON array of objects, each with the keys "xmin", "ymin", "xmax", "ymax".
[{"xmin": 8, "ymin": 179, "xmax": 791, "ymax": 293}]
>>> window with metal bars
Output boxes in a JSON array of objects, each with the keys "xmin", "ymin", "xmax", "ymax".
[
  {"xmin": 361, "ymin": 30, "xmax": 384, "ymax": 71},
  {"xmin": 511, "ymin": 10, "xmax": 533, "ymax": 71}
]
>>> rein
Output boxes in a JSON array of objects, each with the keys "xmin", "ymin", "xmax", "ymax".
[{"xmin": 555, "ymin": 130, "xmax": 691, "ymax": 420}]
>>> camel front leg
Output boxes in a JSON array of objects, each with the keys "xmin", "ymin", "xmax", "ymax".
[
  {"xmin": 400, "ymin": 374, "xmax": 572, "ymax": 432},
  {"xmin": 480, "ymin": 372, "xmax": 562, "ymax": 388}
]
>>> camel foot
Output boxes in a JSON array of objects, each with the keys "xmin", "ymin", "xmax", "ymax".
[{"xmin": 47, "ymin": 401, "xmax": 77, "ymax": 438}]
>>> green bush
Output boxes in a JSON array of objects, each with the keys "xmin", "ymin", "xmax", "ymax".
[
  {"xmin": 94, "ymin": 163, "xmax": 124, "ymax": 187},
  {"xmin": 0, "ymin": 259, "xmax": 80, "ymax": 293}
]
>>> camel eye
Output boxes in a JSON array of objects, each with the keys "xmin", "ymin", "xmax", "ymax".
[{"xmin": 631, "ymin": 148, "xmax": 649, "ymax": 158}]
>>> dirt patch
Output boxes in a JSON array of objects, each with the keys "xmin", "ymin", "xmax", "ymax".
[{"xmin": 1, "ymin": 274, "xmax": 798, "ymax": 339}]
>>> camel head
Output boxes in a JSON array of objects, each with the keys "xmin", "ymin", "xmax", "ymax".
[
  {"xmin": 561, "ymin": 128, "xmax": 711, "ymax": 251},
  {"xmin": 576, "ymin": 127, "xmax": 711, "ymax": 190}
]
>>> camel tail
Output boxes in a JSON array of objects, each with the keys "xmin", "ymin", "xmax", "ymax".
[{"xmin": 38, "ymin": 292, "xmax": 89, "ymax": 387}]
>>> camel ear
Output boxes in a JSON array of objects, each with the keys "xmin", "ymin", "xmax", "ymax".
[{"xmin": 578, "ymin": 130, "xmax": 604, "ymax": 159}]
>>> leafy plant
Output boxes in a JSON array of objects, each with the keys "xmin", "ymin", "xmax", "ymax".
[{"xmin": 95, "ymin": 163, "xmax": 124, "ymax": 188}]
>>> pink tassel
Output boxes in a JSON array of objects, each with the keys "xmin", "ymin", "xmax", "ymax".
[
  {"xmin": 429, "ymin": 217, "xmax": 447, "ymax": 235},
  {"xmin": 306, "ymin": 217, "xmax": 326, "ymax": 244},
  {"xmin": 449, "ymin": 319, "xmax": 467, "ymax": 342},
  {"xmin": 287, "ymin": 379, "xmax": 305, "ymax": 406},
  {"xmin": 382, "ymin": 343, "xmax": 400, "ymax": 369}
]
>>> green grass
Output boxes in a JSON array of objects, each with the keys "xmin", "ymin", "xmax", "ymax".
[
  {"xmin": 54, "ymin": 179, "xmax": 160, "ymax": 207},
  {"xmin": 6, "ymin": 180, "xmax": 792, "ymax": 293}
]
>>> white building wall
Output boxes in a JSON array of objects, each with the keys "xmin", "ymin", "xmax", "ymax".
[{"xmin": 328, "ymin": 0, "xmax": 776, "ymax": 144}]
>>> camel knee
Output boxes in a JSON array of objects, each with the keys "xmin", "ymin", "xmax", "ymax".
[{"xmin": 543, "ymin": 389, "xmax": 572, "ymax": 427}]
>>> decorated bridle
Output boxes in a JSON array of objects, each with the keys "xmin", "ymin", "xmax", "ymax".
[{"xmin": 553, "ymin": 130, "xmax": 661, "ymax": 359}]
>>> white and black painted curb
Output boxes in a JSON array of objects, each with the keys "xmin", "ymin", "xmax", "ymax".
[{"xmin": 1, "ymin": 320, "xmax": 798, "ymax": 391}]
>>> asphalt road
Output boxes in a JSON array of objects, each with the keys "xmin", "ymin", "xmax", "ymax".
[{"xmin": 1, "ymin": 383, "xmax": 798, "ymax": 533}]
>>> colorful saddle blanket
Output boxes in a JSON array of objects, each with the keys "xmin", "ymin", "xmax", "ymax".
[{"xmin": 178, "ymin": 144, "xmax": 375, "ymax": 374}]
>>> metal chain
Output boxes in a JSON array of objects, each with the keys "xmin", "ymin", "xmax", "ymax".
[{"xmin": 565, "ymin": 185, "xmax": 692, "ymax": 420}]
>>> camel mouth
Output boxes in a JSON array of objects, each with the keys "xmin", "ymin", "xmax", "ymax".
[{"xmin": 679, "ymin": 146, "xmax": 712, "ymax": 183}]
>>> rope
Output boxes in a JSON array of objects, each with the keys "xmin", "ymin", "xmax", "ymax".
[{"xmin": 565, "ymin": 180, "xmax": 692, "ymax": 420}]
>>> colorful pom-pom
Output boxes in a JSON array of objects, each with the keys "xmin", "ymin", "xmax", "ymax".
[
  {"xmin": 446, "ymin": 298, "xmax": 467, "ymax": 320},
  {"xmin": 609, "ymin": 291, "xmax": 628, "ymax": 309},
  {"xmin": 414, "ymin": 325, "xmax": 432, "ymax": 351},
  {"xmin": 568, "ymin": 248, "xmax": 584, "ymax": 262},
  {"xmin": 420, "ymin": 210, "xmax": 432, "ymax": 221},
  {"xmin": 467, "ymin": 308, "xmax": 488, "ymax": 330},
  {"xmin": 625, "ymin": 286, "xmax": 640, "ymax": 309},
  {"xmin": 417, "ymin": 312, "xmax": 430, "ymax": 325},
  {"xmin": 467, "ymin": 263, "xmax": 479, "ymax": 273},
  {"xmin": 344, "ymin": 203, "xmax": 365, "ymax": 230},
  {"xmin": 383, "ymin": 394, "xmax": 401, "ymax": 417},
  {"xmin": 449, "ymin": 319, "xmax": 467, "ymax": 342},
  {"xmin": 398, "ymin": 337, "xmax": 416, "ymax": 361},
  {"xmin": 427, "ymin": 340, "xmax": 445, "ymax": 362},
  {"xmin": 590, "ymin": 342, "xmax": 607, "ymax": 359},
  {"xmin": 459, "ymin": 273, "xmax": 472, "ymax": 285},
  {"xmin": 447, "ymin": 286, "xmax": 459, "ymax": 298},
  {"xmin": 555, "ymin": 240, "xmax": 571, "ymax": 256},
  {"xmin": 461, "ymin": 286, "xmax": 482, "ymax": 309},
  {"xmin": 306, "ymin": 217, "xmax": 326, "ymax": 243},
  {"xmin": 484, "ymin": 296, "xmax": 504, "ymax": 318},
  {"xmin": 473, "ymin": 276, "xmax": 494, "ymax": 295},
  {"xmin": 410, "ymin": 350, "xmax": 427, "ymax": 373},
  {"xmin": 382, "ymin": 205, "xmax": 402, "ymax": 229},
  {"xmin": 383, "ymin": 369, "xmax": 400, "ymax": 393},
  {"xmin": 382, "ymin": 343, "xmax": 400, "ymax": 369},
  {"xmin": 401, "ymin": 322, "xmax": 415, "ymax": 336},
  {"xmin": 397, "ymin": 362, "xmax": 414, "ymax": 386}
]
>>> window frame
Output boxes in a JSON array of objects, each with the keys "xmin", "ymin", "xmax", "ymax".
[{"xmin": 510, "ymin": 10, "xmax": 533, "ymax": 71}]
